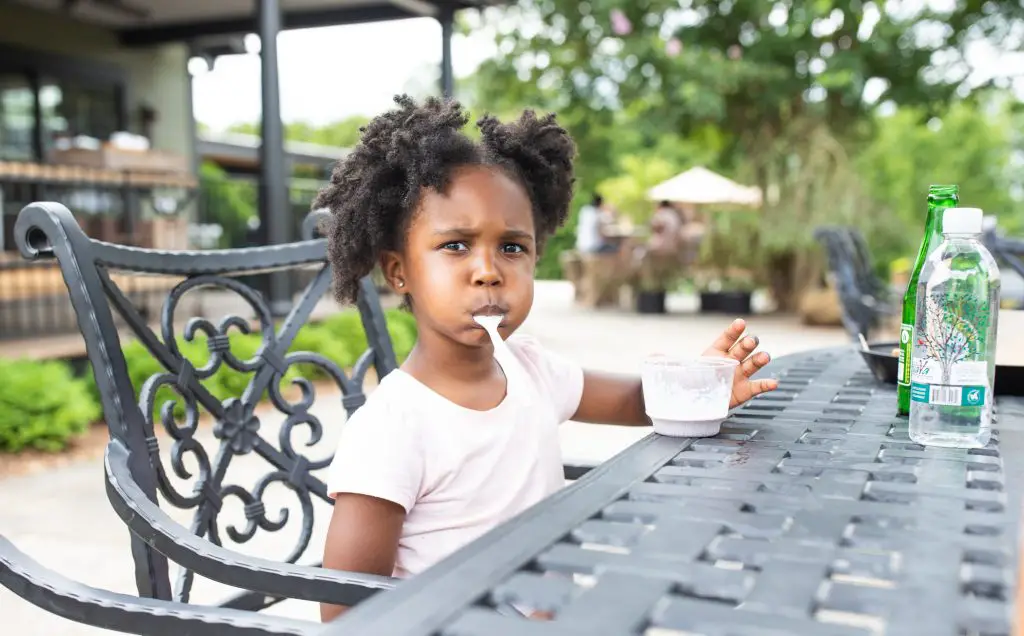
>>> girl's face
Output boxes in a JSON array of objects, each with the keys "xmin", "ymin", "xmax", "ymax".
[{"xmin": 386, "ymin": 165, "xmax": 537, "ymax": 349}]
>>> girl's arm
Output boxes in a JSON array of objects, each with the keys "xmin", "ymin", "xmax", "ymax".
[
  {"xmin": 571, "ymin": 319, "xmax": 779, "ymax": 426},
  {"xmin": 320, "ymin": 494, "xmax": 405, "ymax": 622}
]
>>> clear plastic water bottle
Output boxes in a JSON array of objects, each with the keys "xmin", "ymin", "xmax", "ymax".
[{"xmin": 909, "ymin": 207, "xmax": 1001, "ymax": 448}]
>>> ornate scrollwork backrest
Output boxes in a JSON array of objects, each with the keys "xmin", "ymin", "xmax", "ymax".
[{"xmin": 14, "ymin": 203, "xmax": 398, "ymax": 603}]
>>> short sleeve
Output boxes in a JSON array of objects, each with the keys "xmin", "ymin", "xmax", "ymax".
[
  {"xmin": 325, "ymin": 395, "xmax": 423, "ymax": 513},
  {"xmin": 508, "ymin": 335, "xmax": 585, "ymax": 422}
]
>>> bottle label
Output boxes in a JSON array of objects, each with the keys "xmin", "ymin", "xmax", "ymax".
[
  {"xmin": 910, "ymin": 382, "xmax": 986, "ymax": 406},
  {"xmin": 910, "ymin": 291, "xmax": 993, "ymax": 406},
  {"xmin": 897, "ymin": 323, "xmax": 913, "ymax": 387},
  {"xmin": 910, "ymin": 359, "xmax": 989, "ymax": 406}
]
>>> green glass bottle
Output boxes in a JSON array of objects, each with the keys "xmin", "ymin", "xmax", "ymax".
[{"xmin": 897, "ymin": 184, "xmax": 960, "ymax": 415}]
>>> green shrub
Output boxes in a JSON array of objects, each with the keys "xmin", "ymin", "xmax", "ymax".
[
  {"xmin": 288, "ymin": 323, "xmax": 357, "ymax": 379},
  {"xmin": 0, "ymin": 358, "xmax": 101, "ymax": 452},
  {"xmin": 292, "ymin": 308, "xmax": 418, "ymax": 371},
  {"xmin": 384, "ymin": 308, "xmax": 417, "ymax": 362},
  {"xmin": 316, "ymin": 311, "xmax": 369, "ymax": 367}
]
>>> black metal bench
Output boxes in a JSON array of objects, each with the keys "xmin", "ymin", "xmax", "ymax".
[{"xmin": 0, "ymin": 202, "xmax": 412, "ymax": 634}]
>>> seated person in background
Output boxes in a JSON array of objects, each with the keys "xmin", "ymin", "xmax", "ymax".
[
  {"xmin": 630, "ymin": 201, "xmax": 683, "ymax": 265},
  {"xmin": 647, "ymin": 200, "xmax": 683, "ymax": 256},
  {"xmin": 575, "ymin": 194, "xmax": 618, "ymax": 254},
  {"xmin": 627, "ymin": 201, "xmax": 686, "ymax": 291}
]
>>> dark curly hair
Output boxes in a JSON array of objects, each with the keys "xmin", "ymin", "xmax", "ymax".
[{"xmin": 312, "ymin": 94, "xmax": 577, "ymax": 305}]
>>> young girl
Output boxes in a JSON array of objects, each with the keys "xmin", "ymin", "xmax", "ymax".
[{"xmin": 316, "ymin": 95, "xmax": 778, "ymax": 621}]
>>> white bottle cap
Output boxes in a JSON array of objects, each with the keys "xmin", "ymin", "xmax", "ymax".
[{"xmin": 942, "ymin": 207, "xmax": 983, "ymax": 235}]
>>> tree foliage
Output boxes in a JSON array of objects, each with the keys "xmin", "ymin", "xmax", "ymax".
[
  {"xmin": 856, "ymin": 99, "xmax": 1020, "ymax": 235},
  {"xmin": 464, "ymin": 0, "xmax": 1023, "ymax": 301},
  {"xmin": 470, "ymin": 0, "xmax": 1021, "ymax": 143}
]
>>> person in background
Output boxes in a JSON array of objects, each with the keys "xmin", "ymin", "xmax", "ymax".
[
  {"xmin": 624, "ymin": 200, "xmax": 689, "ymax": 294},
  {"xmin": 647, "ymin": 200, "xmax": 683, "ymax": 256},
  {"xmin": 575, "ymin": 194, "xmax": 617, "ymax": 254}
]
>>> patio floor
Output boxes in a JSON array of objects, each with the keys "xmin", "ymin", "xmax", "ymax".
[{"xmin": 0, "ymin": 281, "xmax": 849, "ymax": 634}]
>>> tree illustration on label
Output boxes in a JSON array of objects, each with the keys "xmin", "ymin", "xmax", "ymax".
[{"xmin": 922, "ymin": 292, "xmax": 988, "ymax": 385}]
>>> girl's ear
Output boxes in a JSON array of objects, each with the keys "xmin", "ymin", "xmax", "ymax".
[{"xmin": 380, "ymin": 251, "xmax": 406, "ymax": 294}]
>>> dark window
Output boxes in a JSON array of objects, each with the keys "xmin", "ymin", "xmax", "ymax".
[
  {"xmin": 0, "ymin": 44, "xmax": 127, "ymax": 163},
  {"xmin": 38, "ymin": 78, "xmax": 120, "ymax": 157}
]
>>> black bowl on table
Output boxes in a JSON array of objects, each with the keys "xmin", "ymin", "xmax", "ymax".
[{"xmin": 858, "ymin": 341, "xmax": 1024, "ymax": 397}]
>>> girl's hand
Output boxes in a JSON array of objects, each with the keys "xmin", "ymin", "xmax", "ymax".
[{"xmin": 702, "ymin": 318, "xmax": 779, "ymax": 408}]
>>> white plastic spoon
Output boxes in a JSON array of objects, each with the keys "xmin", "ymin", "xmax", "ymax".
[
  {"xmin": 473, "ymin": 314, "xmax": 533, "ymax": 401},
  {"xmin": 473, "ymin": 314, "xmax": 504, "ymax": 347}
]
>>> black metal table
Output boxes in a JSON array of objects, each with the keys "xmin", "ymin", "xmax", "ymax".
[{"xmin": 321, "ymin": 346, "xmax": 1024, "ymax": 636}]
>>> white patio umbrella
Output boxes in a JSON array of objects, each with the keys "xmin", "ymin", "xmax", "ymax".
[{"xmin": 646, "ymin": 166, "xmax": 762, "ymax": 207}]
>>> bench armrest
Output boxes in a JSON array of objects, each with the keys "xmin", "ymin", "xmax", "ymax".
[
  {"xmin": 0, "ymin": 534, "xmax": 313, "ymax": 636},
  {"xmin": 104, "ymin": 441, "xmax": 396, "ymax": 607}
]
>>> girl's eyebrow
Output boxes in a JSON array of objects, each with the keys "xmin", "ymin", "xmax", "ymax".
[
  {"xmin": 432, "ymin": 227, "xmax": 535, "ymax": 242},
  {"xmin": 503, "ymin": 229, "xmax": 535, "ymax": 242},
  {"xmin": 432, "ymin": 227, "xmax": 477, "ymax": 237}
]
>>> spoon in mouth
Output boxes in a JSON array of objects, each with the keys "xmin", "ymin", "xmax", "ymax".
[
  {"xmin": 473, "ymin": 314, "xmax": 504, "ymax": 348},
  {"xmin": 472, "ymin": 313, "xmax": 537, "ymax": 403}
]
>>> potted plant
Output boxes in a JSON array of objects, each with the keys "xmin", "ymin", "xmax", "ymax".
[
  {"xmin": 699, "ymin": 275, "xmax": 757, "ymax": 315},
  {"xmin": 632, "ymin": 256, "xmax": 678, "ymax": 314},
  {"xmin": 636, "ymin": 284, "xmax": 668, "ymax": 315},
  {"xmin": 695, "ymin": 210, "xmax": 761, "ymax": 315}
]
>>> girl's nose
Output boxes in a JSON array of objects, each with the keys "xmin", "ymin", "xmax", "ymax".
[{"xmin": 471, "ymin": 253, "xmax": 502, "ymax": 287}]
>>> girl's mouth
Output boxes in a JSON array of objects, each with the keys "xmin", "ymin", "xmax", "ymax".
[
  {"xmin": 470, "ymin": 302, "xmax": 509, "ymax": 316},
  {"xmin": 471, "ymin": 315, "xmax": 508, "ymax": 329}
]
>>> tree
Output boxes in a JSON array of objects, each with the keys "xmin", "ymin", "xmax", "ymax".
[
  {"xmin": 855, "ymin": 96, "xmax": 1020, "ymax": 271},
  {"xmin": 198, "ymin": 162, "xmax": 257, "ymax": 249},
  {"xmin": 473, "ymin": 1, "xmax": 1021, "ymax": 143}
]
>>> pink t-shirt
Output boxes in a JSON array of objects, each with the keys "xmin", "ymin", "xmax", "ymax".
[{"xmin": 325, "ymin": 334, "xmax": 585, "ymax": 578}]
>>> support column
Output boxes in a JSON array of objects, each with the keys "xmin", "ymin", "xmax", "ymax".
[
  {"xmin": 439, "ymin": 7, "xmax": 454, "ymax": 98},
  {"xmin": 257, "ymin": 0, "xmax": 291, "ymax": 315}
]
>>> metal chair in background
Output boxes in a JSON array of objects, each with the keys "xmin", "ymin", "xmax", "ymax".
[{"xmin": 814, "ymin": 226, "xmax": 897, "ymax": 341}]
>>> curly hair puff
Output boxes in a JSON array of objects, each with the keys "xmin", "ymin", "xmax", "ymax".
[{"xmin": 312, "ymin": 94, "xmax": 577, "ymax": 305}]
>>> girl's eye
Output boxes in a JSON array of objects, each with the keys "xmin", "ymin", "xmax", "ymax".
[
  {"xmin": 502, "ymin": 243, "xmax": 526, "ymax": 254},
  {"xmin": 441, "ymin": 241, "xmax": 468, "ymax": 252}
]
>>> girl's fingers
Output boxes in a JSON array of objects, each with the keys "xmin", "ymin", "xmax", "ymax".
[
  {"xmin": 729, "ymin": 335, "xmax": 760, "ymax": 362},
  {"xmin": 704, "ymin": 319, "xmax": 746, "ymax": 356},
  {"xmin": 748, "ymin": 378, "xmax": 779, "ymax": 396},
  {"xmin": 739, "ymin": 351, "xmax": 771, "ymax": 377}
]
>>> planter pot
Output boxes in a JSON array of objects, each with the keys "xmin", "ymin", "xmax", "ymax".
[
  {"xmin": 699, "ymin": 291, "xmax": 719, "ymax": 313},
  {"xmin": 636, "ymin": 290, "xmax": 666, "ymax": 314},
  {"xmin": 700, "ymin": 291, "xmax": 752, "ymax": 315}
]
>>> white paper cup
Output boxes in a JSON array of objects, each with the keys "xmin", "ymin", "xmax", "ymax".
[{"xmin": 641, "ymin": 356, "xmax": 738, "ymax": 437}]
